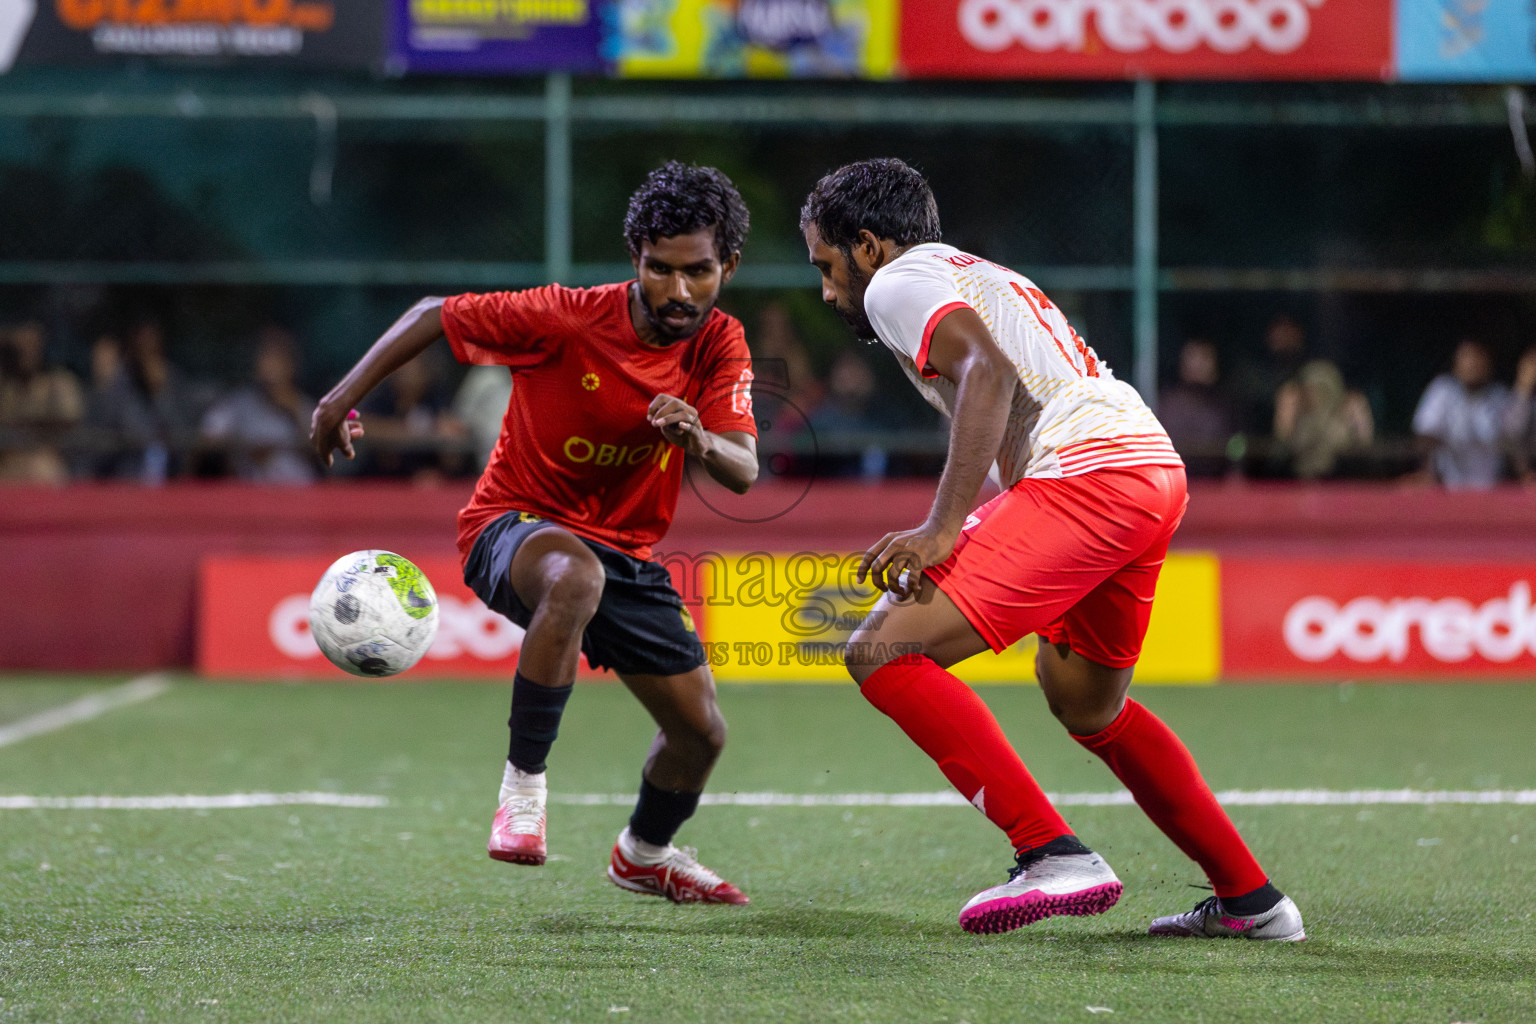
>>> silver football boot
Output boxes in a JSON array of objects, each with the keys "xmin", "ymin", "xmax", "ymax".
[{"xmin": 1149, "ymin": 894, "xmax": 1306, "ymax": 941}]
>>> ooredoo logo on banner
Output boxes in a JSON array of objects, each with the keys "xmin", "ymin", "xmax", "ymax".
[
  {"xmin": 900, "ymin": 0, "xmax": 1393, "ymax": 80},
  {"xmin": 199, "ymin": 555, "xmax": 550, "ymax": 680},
  {"xmin": 1222, "ymin": 559, "xmax": 1536, "ymax": 679}
]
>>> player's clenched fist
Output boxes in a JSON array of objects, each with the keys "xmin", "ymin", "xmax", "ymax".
[
  {"xmin": 857, "ymin": 523, "xmax": 960, "ymax": 600},
  {"xmin": 310, "ymin": 403, "xmax": 365, "ymax": 467},
  {"xmin": 649, "ymin": 393, "xmax": 703, "ymax": 452}
]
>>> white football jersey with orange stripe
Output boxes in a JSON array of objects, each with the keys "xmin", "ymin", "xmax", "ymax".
[{"xmin": 862, "ymin": 242, "xmax": 1181, "ymax": 485}]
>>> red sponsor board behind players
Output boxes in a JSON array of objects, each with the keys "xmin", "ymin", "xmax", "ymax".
[
  {"xmin": 201, "ymin": 556, "xmax": 523, "ymax": 679},
  {"xmin": 1222, "ymin": 558, "xmax": 1536, "ymax": 679},
  {"xmin": 200, "ymin": 556, "xmax": 708, "ymax": 680},
  {"xmin": 900, "ymin": 0, "xmax": 1393, "ymax": 80}
]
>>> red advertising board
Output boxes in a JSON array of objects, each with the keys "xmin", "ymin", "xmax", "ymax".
[
  {"xmin": 198, "ymin": 555, "xmax": 610, "ymax": 680},
  {"xmin": 1222, "ymin": 558, "xmax": 1536, "ymax": 679},
  {"xmin": 899, "ymin": 0, "xmax": 1393, "ymax": 80}
]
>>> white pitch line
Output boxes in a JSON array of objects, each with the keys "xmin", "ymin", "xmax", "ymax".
[
  {"xmin": 0, "ymin": 673, "xmax": 171, "ymax": 750},
  {"xmin": 552, "ymin": 789, "xmax": 1536, "ymax": 808},
  {"xmin": 2, "ymin": 789, "xmax": 1528, "ymax": 812},
  {"xmin": 1213, "ymin": 788, "xmax": 1536, "ymax": 806},
  {"xmin": 0, "ymin": 792, "xmax": 388, "ymax": 810}
]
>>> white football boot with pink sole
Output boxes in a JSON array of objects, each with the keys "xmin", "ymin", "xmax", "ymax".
[{"xmin": 958, "ymin": 852, "xmax": 1123, "ymax": 934}]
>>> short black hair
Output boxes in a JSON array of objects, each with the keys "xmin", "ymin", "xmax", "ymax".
[
  {"xmin": 624, "ymin": 162, "xmax": 750, "ymax": 262},
  {"xmin": 799, "ymin": 158, "xmax": 942, "ymax": 252}
]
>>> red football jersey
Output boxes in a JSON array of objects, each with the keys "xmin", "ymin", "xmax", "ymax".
[{"xmin": 442, "ymin": 282, "xmax": 756, "ymax": 563}]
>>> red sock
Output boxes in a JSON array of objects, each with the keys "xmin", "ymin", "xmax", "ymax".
[
  {"xmin": 1072, "ymin": 698, "xmax": 1267, "ymax": 897},
  {"xmin": 862, "ymin": 654, "xmax": 1071, "ymax": 853}
]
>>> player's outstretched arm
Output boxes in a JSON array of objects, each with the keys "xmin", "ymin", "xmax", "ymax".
[
  {"xmin": 859, "ymin": 307, "xmax": 1016, "ymax": 597},
  {"xmin": 310, "ymin": 297, "xmax": 447, "ymax": 468},
  {"xmin": 649, "ymin": 393, "xmax": 758, "ymax": 494}
]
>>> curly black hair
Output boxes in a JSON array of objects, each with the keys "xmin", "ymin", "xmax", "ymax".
[
  {"xmin": 624, "ymin": 162, "xmax": 750, "ymax": 262},
  {"xmin": 798, "ymin": 158, "xmax": 942, "ymax": 253}
]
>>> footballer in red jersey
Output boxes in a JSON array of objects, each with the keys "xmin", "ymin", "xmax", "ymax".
[{"xmin": 311, "ymin": 163, "xmax": 757, "ymax": 905}]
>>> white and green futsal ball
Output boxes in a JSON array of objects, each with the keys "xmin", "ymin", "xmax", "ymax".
[{"xmin": 308, "ymin": 550, "xmax": 439, "ymax": 677}]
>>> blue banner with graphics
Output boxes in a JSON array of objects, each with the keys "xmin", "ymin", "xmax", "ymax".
[
  {"xmin": 1397, "ymin": 0, "xmax": 1536, "ymax": 81},
  {"xmin": 391, "ymin": 0, "xmax": 606, "ymax": 74}
]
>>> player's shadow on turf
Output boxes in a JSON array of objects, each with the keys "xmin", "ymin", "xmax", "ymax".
[
  {"xmin": 721, "ymin": 913, "xmax": 1214, "ymax": 945},
  {"xmin": 529, "ymin": 911, "xmax": 1536, "ymax": 980},
  {"xmin": 528, "ymin": 908, "xmax": 917, "ymax": 939},
  {"xmin": 704, "ymin": 908, "xmax": 923, "ymax": 939}
]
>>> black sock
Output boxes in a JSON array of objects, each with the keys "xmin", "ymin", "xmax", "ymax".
[
  {"xmin": 1220, "ymin": 881, "xmax": 1283, "ymax": 917},
  {"xmin": 628, "ymin": 776, "xmax": 701, "ymax": 847},
  {"xmin": 506, "ymin": 672, "xmax": 573, "ymax": 774},
  {"xmin": 1016, "ymin": 834, "xmax": 1093, "ymax": 868}
]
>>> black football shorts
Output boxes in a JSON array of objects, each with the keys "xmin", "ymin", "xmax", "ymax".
[{"xmin": 463, "ymin": 510, "xmax": 707, "ymax": 677}]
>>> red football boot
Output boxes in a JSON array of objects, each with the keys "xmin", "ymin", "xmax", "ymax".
[
  {"xmin": 607, "ymin": 832, "xmax": 749, "ymax": 905},
  {"xmin": 487, "ymin": 792, "xmax": 547, "ymax": 866}
]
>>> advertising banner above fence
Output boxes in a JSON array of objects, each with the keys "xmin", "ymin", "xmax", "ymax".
[
  {"xmin": 391, "ymin": 0, "xmax": 604, "ymax": 74},
  {"xmin": 1396, "ymin": 0, "xmax": 1536, "ymax": 82},
  {"xmin": 899, "ymin": 0, "xmax": 1394, "ymax": 80},
  {"xmin": 3, "ymin": 0, "xmax": 384, "ymax": 69},
  {"xmin": 613, "ymin": 0, "xmax": 896, "ymax": 78},
  {"xmin": 1222, "ymin": 558, "xmax": 1536, "ymax": 679}
]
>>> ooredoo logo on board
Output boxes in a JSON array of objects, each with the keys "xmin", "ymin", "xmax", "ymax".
[
  {"xmin": 959, "ymin": 0, "xmax": 1317, "ymax": 55},
  {"xmin": 199, "ymin": 555, "xmax": 538, "ymax": 679},
  {"xmin": 1222, "ymin": 560, "xmax": 1536, "ymax": 678},
  {"xmin": 901, "ymin": 0, "xmax": 1393, "ymax": 79},
  {"xmin": 266, "ymin": 591, "xmax": 526, "ymax": 663},
  {"xmin": 1283, "ymin": 583, "xmax": 1536, "ymax": 665}
]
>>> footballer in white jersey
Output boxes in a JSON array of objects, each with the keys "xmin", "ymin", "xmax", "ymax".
[
  {"xmin": 861, "ymin": 242, "xmax": 1182, "ymax": 485},
  {"xmin": 799, "ymin": 158, "xmax": 1300, "ymax": 941}
]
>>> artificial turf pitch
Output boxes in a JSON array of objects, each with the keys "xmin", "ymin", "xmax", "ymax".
[{"xmin": 1, "ymin": 677, "xmax": 1532, "ymax": 1024}]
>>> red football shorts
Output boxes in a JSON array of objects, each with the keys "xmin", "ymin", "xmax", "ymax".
[{"xmin": 924, "ymin": 464, "xmax": 1188, "ymax": 669}]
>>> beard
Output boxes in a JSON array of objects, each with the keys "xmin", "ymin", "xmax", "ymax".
[
  {"xmin": 835, "ymin": 262, "xmax": 877, "ymax": 341},
  {"xmin": 835, "ymin": 300, "xmax": 876, "ymax": 341},
  {"xmin": 640, "ymin": 295, "xmax": 712, "ymax": 343}
]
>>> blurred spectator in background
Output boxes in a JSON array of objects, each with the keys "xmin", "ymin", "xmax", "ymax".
[
  {"xmin": 82, "ymin": 316, "xmax": 206, "ymax": 482},
  {"xmin": 1504, "ymin": 345, "xmax": 1536, "ymax": 484},
  {"xmin": 748, "ymin": 303, "xmax": 825, "ymax": 476},
  {"xmin": 357, "ymin": 347, "xmax": 467, "ymax": 481},
  {"xmin": 808, "ymin": 350, "xmax": 890, "ymax": 479},
  {"xmin": 88, "ymin": 332, "xmax": 121, "ymax": 396},
  {"xmin": 807, "ymin": 350, "xmax": 879, "ymax": 433},
  {"xmin": 1412, "ymin": 337, "xmax": 1512, "ymax": 490},
  {"xmin": 199, "ymin": 325, "xmax": 317, "ymax": 485},
  {"xmin": 74, "ymin": 332, "xmax": 122, "ymax": 478},
  {"xmin": 451, "ymin": 365, "xmax": 513, "ymax": 469},
  {"xmin": 1157, "ymin": 337, "xmax": 1235, "ymax": 478},
  {"xmin": 1273, "ymin": 359, "xmax": 1374, "ymax": 479},
  {"xmin": 752, "ymin": 303, "xmax": 824, "ymax": 413},
  {"xmin": 1233, "ymin": 314, "xmax": 1308, "ymax": 435},
  {"xmin": 0, "ymin": 320, "xmax": 84, "ymax": 484}
]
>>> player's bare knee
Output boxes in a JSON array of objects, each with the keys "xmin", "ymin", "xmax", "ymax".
[
  {"xmin": 699, "ymin": 711, "xmax": 727, "ymax": 762},
  {"xmin": 541, "ymin": 563, "xmax": 604, "ymax": 629},
  {"xmin": 843, "ymin": 629, "xmax": 881, "ymax": 686},
  {"xmin": 671, "ymin": 708, "xmax": 726, "ymax": 766},
  {"xmin": 1046, "ymin": 687, "xmax": 1124, "ymax": 735},
  {"xmin": 844, "ymin": 650, "xmax": 870, "ymax": 687},
  {"xmin": 1046, "ymin": 698, "xmax": 1090, "ymax": 734}
]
